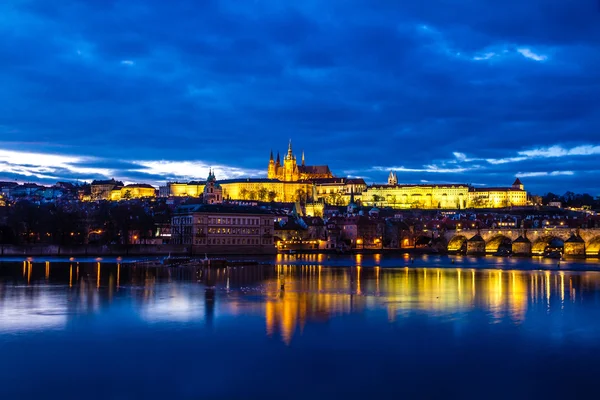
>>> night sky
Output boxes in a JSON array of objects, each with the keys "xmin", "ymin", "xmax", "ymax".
[{"xmin": 1, "ymin": 0, "xmax": 599, "ymax": 195}]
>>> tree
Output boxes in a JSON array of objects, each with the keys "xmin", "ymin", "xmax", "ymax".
[
  {"xmin": 257, "ymin": 187, "xmax": 268, "ymax": 201},
  {"xmin": 123, "ymin": 189, "xmax": 132, "ymax": 200},
  {"xmin": 249, "ymin": 190, "xmax": 257, "ymax": 200},
  {"xmin": 372, "ymin": 194, "xmax": 383, "ymax": 205},
  {"xmin": 239, "ymin": 188, "xmax": 249, "ymax": 200},
  {"xmin": 267, "ymin": 190, "xmax": 277, "ymax": 202},
  {"xmin": 328, "ymin": 192, "xmax": 343, "ymax": 206},
  {"xmin": 295, "ymin": 188, "xmax": 307, "ymax": 203},
  {"xmin": 389, "ymin": 195, "xmax": 397, "ymax": 208}
]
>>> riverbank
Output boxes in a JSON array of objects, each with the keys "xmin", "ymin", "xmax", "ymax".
[{"xmin": 0, "ymin": 244, "xmax": 276, "ymax": 257}]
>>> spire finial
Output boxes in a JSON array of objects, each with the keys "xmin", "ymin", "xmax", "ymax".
[
  {"xmin": 301, "ymin": 150, "xmax": 305, "ymax": 166},
  {"xmin": 270, "ymin": 149, "xmax": 274, "ymax": 161}
]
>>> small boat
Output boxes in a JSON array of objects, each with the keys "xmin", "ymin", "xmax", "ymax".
[
  {"xmin": 544, "ymin": 250, "xmax": 562, "ymax": 259},
  {"xmin": 161, "ymin": 253, "xmax": 191, "ymax": 266},
  {"xmin": 493, "ymin": 248, "xmax": 512, "ymax": 257}
]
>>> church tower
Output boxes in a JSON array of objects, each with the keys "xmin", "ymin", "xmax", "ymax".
[
  {"xmin": 283, "ymin": 140, "xmax": 299, "ymax": 181},
  {"xmin": 267, "ymin": 149, "xmax": 276, "ymax": 179},
  {"xmin": 203, "ymin": 168, "xmax": 222, "ymax": 204},
  {"xmin": 388, "ymin": 171, "xmax": 397, "ymax": 185}
]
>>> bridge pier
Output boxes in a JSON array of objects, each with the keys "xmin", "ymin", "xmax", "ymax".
[
  {"xmin": 564, "ymin": 234, "xmax": 585, "ymax": 257},
  {"xmin": 512, "ymin": 235, "xmax": 532, "ymax": 256},
  {"xmin": 466, "ymin": 234, "xmax": 486, "ymax": 255}
]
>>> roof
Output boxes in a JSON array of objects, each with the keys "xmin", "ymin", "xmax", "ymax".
[
  {"xmin": 513, "ymin": 178, "xmax": 523, "ymax": 186},
  {"xmin": 308, "ymin": 177, "xmax": 352, "ymax": 185},
  {"xmin": 174, "ymin": 204, "xmax": 273, "ymax": 215},
  {"xmin": 92, "ymin": 179, "xmax": 124, "ymax": 186},
  {"xmin": 471, "ymin": 187, "xmax": 525, "ymax": 192},
  {"xmin": 125, "ymin": 184, "xmax": 156, "ymax": 189},
  {"xmin": 275, "ymin": 219, "xmax": 305, "ymax": 231},
  {"xmin": 0, "ymin": 181, "xmax": 19, "ymax": 188},
  {"xmin": 219, "ymin": 178, "xmax": 280, "ymax": 184},
  {"xmin": 370, "ymin": 184, "xmax": 469, "ymax": 189},
  {"xmin": 298, "ymin": 165, "xmax": 331, "ymax": 175}
]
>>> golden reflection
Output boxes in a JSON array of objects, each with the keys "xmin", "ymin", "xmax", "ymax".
[
  {"xmin": 560, "ymin": 273, "xmax": 565, "ymax": 307},
  {"xmin": 117, "ymin": 264, "xmax": 121, "ymax": 289},
  {"xmin": 45, "ymin": 261, "xmax": 50, "ymax": 280},
  {"xmin": 27, "ymin": 261, "xmax": 32, "ymax": 284},
  {"xmin": 69, "ymin": 264, "xmax": 73, "ymax": 287},
  {"xmin": 265, "ymin": 265, "xmax": 543, "ymax": 343},
  {"xmin": 22, "ymin": 261, "xmax": 26, "ymax": 277},
  {"xmin": 97, "ymin": 262, "xmax": 101, "ymax": 288},
  {"xmin": 457, "ymin": 269, "xmax": 462, "ymax": 301},
  {"xmin": 545, "ymin": 271, "xmax": 551, "ymax": 306}
]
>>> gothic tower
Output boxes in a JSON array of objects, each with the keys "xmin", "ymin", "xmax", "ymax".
[
  {"xmin": 283, "ymin": 140, "xmax": 299, "ymax": 181},
  {"xmin": 387, "ymin": 171, "xmax": 398, "ymax": 185},
  {"xmin": 267, "ymin": 149, "xmax": 276, "ymax": 179}
]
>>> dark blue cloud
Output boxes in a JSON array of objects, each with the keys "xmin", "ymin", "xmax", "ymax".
[{"xmin": 1, "ymin": 0, "xmax": 600, "ymax": 195}]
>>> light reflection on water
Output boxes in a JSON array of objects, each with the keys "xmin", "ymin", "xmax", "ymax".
[
  {"xmin": 1, "ymin": 259, "xmax": 599, "ymax": 338},
  {"xmin": 2, "ymin": 257, "xmax": 600, "ymax": 398}
]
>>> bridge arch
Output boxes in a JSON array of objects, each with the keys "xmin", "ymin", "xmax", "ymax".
[
  {"xmin": 448, "ymin": 235, "xmax": 467, "ymax": 253},
  {"xmin": 532, "ymin": 236, "xmax": 564, "ymax": 255},
  {"xmin": 415, "ymin": 234, "xmax": 433, "ymax": 247},
  {"xmin": 586, "ymin": 236, "xmax": 600, "ymax": 257},
  {"xmin": 485, "ymin": 235, "xmax": 512, "ymax": 254}
]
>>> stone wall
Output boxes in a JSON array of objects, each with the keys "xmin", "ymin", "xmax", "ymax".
[{"xmin": 0, "ymin": 244, "xmax": 274, "ymax": 257}]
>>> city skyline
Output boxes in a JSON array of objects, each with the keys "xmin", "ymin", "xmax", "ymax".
[{"xmin": 1, "ymin": 1, "xmax": 600, "ymax": 194}]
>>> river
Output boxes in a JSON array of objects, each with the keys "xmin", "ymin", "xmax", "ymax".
[{"xmin": 1, "ymin": 254, "xmax": 600, "ymax": 399}]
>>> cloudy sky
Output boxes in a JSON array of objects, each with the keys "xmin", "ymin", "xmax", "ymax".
[{"xmin": 1, "ymin": 0, "xmax": 599, "ymax": 195}]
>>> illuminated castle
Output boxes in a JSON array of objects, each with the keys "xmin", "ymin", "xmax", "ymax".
[{"xmin": 267, "ymin": 140, "xmax": 333, "ymax": 182}]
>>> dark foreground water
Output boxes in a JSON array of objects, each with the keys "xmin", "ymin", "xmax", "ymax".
[{"xmin": 2, "ymin": 254, "xmax": 600, "ymax": 399}]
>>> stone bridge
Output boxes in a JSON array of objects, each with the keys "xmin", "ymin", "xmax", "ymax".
[{"xmin": 434, "ymin": 228, "xmax": 600, "ymax": 256}]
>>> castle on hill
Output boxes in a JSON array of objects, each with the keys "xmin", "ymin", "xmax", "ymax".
[{"xmin": 267, "ymin": 140, "xmax": 333, "ymax": 182}]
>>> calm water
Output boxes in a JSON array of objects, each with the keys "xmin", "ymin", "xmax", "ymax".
[{"xmin": 2, "ymin": 255, "xmax": 600, "ymax": 399}]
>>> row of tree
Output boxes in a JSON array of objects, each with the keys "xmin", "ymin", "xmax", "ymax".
[
  {"xmin": 542, "ymin": 192, "xmax": 600, "ymax": 209},
  {"xmin": 0, "ymin": 200, "xmax": 171, "ymax": 246}
]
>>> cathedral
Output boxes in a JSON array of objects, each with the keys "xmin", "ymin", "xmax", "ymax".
[{"xmin": 267, "ymin": 141, "xmax": 333, "ymax": 182}]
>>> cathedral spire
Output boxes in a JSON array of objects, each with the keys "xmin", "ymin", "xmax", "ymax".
[
  {"xmin": 276, "ymin": 151, "xmax": 280, "ymax": 166},
  {"xmin": 301, "ymin": 150, "xmax": 305, "ymax": 166},
  {"xmin": 270, "ymin": 149, "xmax": 274, "ymax": 162},
  {"xmin": 287, "ymin": 139, "xmax": 293, "ymax": 159}
]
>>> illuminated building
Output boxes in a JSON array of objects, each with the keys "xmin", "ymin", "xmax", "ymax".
[
  {"xmin": 363, "ymin": 183, "xmax": 470, "ymax": 209},
  {"xmin": 171, "ymin": 204, "xmax": 275, "ymax": 252},
  {"xmin": 468, "ymin": 179, "xmax": 528, "ymax": 208},
  {"xmin": 162, "ymin": 149, "xmax": 526, "ymax": 209},
  {"xmin": 267, "ymin": 140, "xmax": 333, "ymax": 181},
  {"xmin": 202, "ymin": 169, "xmax": 222, "ymax": 204},
  {"xmin": 363, "ymin": 177, "xmax": 527, "ymax": 209},
  {"xmin": 109, "ymin": 184, "xmax": 157, "ymax": 201},
  {"xmin": 91, "ymin": 179, "xmax": 123, "ymax": 200},
  {"xmin": 166, "ymin": 181, "xmax": 205, "ymax": 197}
]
